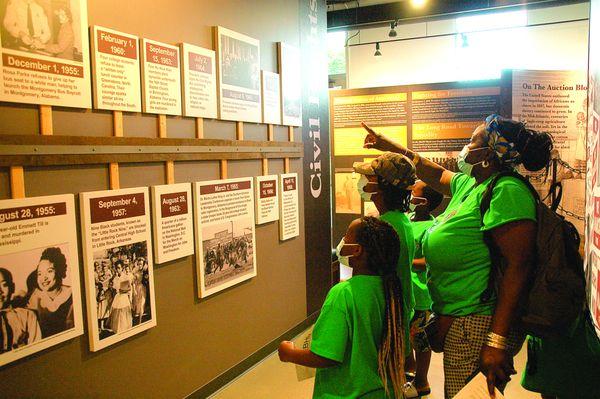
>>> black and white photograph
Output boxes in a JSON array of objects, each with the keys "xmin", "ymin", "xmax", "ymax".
[
  {"xmin": 220, "ymin": 34, "xmax": 259, "ymax": 91},
  {"xmin": 92, "ymin": 241, "xmax": 151, "ymax": 340},
  {"xmin": 202, "ymin": 218, "xmax": 255, "ymax": 290},
  {"xmin": 0, "ymin": 243, "xmax": 75, "ymax": 353},
  {"xmin": 0, "ymin": 0, "xmax": 84, "ymax": 61}
]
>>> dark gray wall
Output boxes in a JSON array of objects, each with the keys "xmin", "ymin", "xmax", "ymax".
[{"xmin": 0, "ymin": 1, "xmax": 310, "ymax": 397}]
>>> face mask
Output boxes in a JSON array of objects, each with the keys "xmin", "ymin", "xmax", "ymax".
[
  {"xmin": 357, "ymin": 175, "xmax": 375, "ymax": 202},
  {"xmin": 336, "ymin": 238, "xmax": 358, "ymax": 267},
  {"xmin": 457, "ymin": 146, "xmax": 487, "ymax": 176}
]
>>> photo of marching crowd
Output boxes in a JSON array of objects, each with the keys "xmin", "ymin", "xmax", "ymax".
[
  {"xmin": 93, "ymin": 241, "xmax": 151, "ymax": 340},
  {"xmin": 202, "ymin": 219, "xmax": 254, "ymax": 289},
  {"xmin": 0, "ymin": 244, "xmax": 74, "ymax": 354}
]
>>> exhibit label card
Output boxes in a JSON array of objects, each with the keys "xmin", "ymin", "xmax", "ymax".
[
  {"xmin": 151, "ymin": 183, "xmax": 194, "ymax": 263},
  {"xmin": 214, "ymin": 26, "xmax": 261, "ymax": 123},
  {"xmin": 278, "ymin": 42, "xmax": 302, "ymax": 126},
  {"xmin": 261, "ymin": 71, "xmax": 281, "ymax": 124},
  {"xmin": 193, "ymin": 178, "xmax": 257, "ymax": 298},
  {"xmin": 0, "ymin": 194, "xmax": 83, "ymax": 367},
  {"xmin": 279, "ymin": 173, "xmax": 300, "ymax": 240},
  {"xmin": 80, "ymin": 187, "xmax": 157, "ymax": 351},
  {"xmin": 90, "ymin": 26, "xmax": 141, "ymax": 112},
  {"xmin": 141, "ymin": 38, "xmax": 182, "ymax": 115},
  {"xmin": 255, "ymin": 175, "xmax": 280, "ymax": 224},
  {"xmin": 0, "ymin": 0, "xmax": 92, "ymax": 108},
  {"xmin": 180, "ymin": 43, "xmax": 217, "ymax": 118}
]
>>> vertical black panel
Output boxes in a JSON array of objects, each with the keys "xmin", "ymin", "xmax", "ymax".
[{"xmin": 300, "ymin": 0, "xmax": 333, "ymax": 315}]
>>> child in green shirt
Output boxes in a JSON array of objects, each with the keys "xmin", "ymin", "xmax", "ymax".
[{"xmin": 278, "ymin": 217, "xmax": 407, "ymax": 398}]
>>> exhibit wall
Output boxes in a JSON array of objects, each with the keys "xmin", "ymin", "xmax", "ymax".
[{"xmin": 0, "ymin": 0, "xmax": 331, "ymax": 397}]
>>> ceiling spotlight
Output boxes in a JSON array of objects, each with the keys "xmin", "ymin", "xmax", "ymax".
[
  {"xmin": 389, "ymin": 20, "xmax": 397, "ymax": 37},
  {"xmin": 374, "ymin": 42, "xmax": 382, "ymax": 57},
  {"xmin": 411, "ymin": 0, "xmax": 427, "ymax": 7}
]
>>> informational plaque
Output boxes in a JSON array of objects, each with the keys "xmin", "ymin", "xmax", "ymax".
[
  {"xmin": 80, "ymin": 187, "xmax": 157, "ymax": 351},
  {"xmin": 140, "ymin": 38, "xmax": 182, "ymax": 115},
  {"xmin": 193, "ymin": 178, "xmax": 257, "ymax": 297},
  {"xmin": 214, "ymin": 26, "xmax": 261, "ymax": 123},
  {"xmin": 0, "ymin": 0, "xmax": 92, "ymax": 108},
  {"xmin": 278, "ymin": 42, "xmax": 302, "ymax": 126},
  {"xmin": 0, "ymin": 194, "xmax": 83, "ymax": 367},
  {"xmin": 90, "ymin": 26, "xmax": 141, "ymax": 112},
  {"xmin": 254, "ymin": 175, "xmax": 280, "ymax": 224},
  {"xmin": 151, "ymin": 183, "xmax": 194, "ymax": 263},
  {"xmin": 261, "ymin": 70, "xmax": 281, "ymax": 124},
  {"xmin": 180, "ymin": 43, "xmax": 217, "ymax": 118},
  {"xmin": 279, "ymin": 173, "xmax": 300, "ymax": 240}
]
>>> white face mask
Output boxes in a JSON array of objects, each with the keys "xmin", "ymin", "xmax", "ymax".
[
  {"xmin": 336, "ymin": 238, "xmax": 359, "ymax": 267},
  {"xmin": 357, "ymin": 175, "xmax": 376, "ymax": 202},
  {"xmin": 457, "ymin": 145, "xmax": 487, "ymax": 176}
]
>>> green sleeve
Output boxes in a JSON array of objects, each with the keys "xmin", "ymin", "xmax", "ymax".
[
  {"xmin": 310, "ymin": 284, "xmax": 350, "ymax": 363},
  {"xmin": 482, "ymin": 177, "xmax": 536, "ymax": 231},
  {"xmin": 450, "ymin": 173, "xmax": 472, "ymax": 197}
]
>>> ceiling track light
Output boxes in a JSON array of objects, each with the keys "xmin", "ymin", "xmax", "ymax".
[
  {"xmin": 374, "ymin": 42, "xmax": 382, "ymax": 57},
  {"xmin": 389, "ymin": 20, "xmax": 397, "ymax": 37}
]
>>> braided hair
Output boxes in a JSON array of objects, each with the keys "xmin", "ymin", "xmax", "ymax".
[{"xmin": 355, "ymin": 216, "xmax": 405, "ymax": 398}]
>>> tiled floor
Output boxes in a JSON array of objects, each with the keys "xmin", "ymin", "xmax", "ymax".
[{"xmin": 211, "ymin": 328, "xmax": 541, "ymax": 399}]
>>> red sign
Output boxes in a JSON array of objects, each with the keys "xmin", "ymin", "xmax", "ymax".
[
  {"xmin": 2, "ymin": 53, "xmax": 83, "ymax": 77},
  {"xmin": 259, "ymin": 180, "xmax": 277, "ymax": 199},
  {"xmin": 200, "ymin": 180, "xmax": 251, "ymax": 195},
  {"xmin": 283, "ymin": 177, "xmax": 297, "ymax": 192},
  {"xmin": 188, "ymin": 52, "xmax": 212, "ymax": 74},
  {"xmin": 97, "ymin": 29, "xmax": 137, "ymax": 60},
  {"xmin": 160, "ymin": 192, "xmax": 188, "ymax": 218},
  {"xmin": 145, "ymin": 42, "xmax": 179, "ymax": 68},
  {"xmin": 90, "ymin": 193, "xmax": 145, "ymax": 224},
  {"xmin": 0, "ymin": 202, "xmax": 66, "ymax": 224}
]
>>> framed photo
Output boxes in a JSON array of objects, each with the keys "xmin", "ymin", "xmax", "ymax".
[
  {"xmin": 278, "ymin": 42, "xmax": 302, "ymax": 126},
  {"xmin": 0, "ymin": 0, "xmax": 92, "ymax": 107},
  {"xmin": 80, "ymin": 187, "xmax": 156, "ymax": 351},
  {"xmin": 193, "ymin": 178, "xmax": 257, "ymax": 298},
  {"xmin": 0, "ymin": 194, "xmax": 83, "ymax": 367},
  {"xmin": 213, "ymin": 26, "xmax": 261, "ymax": 123},
  {"xmin": 90, "ymin": 26, "xmax": 141, "ymax": 112},
  {"xmin": 180, "ymin": 43, "xmax": 217, "ymax": 118}
]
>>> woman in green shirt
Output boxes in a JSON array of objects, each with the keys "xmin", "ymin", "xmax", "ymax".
[{"xmin": 362, "ymin": 115, "xmax": 553, "ymax": 398}]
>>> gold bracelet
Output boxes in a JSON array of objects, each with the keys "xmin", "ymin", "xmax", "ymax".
[
  {"xmin": 487, "ymin": 332, "xmax": 509, "ymax": 345},
  {"xmin": 485, "ymin": 339, "xmax": 508, "ymax": 350}
]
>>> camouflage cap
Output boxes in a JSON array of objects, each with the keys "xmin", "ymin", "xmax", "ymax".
[{"xmin": 353, "ymin": 152, "xmax": 416, "ymax": 189}]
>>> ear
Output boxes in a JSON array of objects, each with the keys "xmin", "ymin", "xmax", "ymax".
[{"xmin": 350, "ymin": 243, "xmax": 364, "ymax": 258}]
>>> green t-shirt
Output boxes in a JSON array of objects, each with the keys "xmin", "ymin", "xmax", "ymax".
[
  {"xmin": 422, "ymin": 172, "xmax": 536, "ymax": 316},
  {"xmin": 380, "ymin": 210, "xmax": 415, "ymax": 354},
  {"xmin": 409, "ymin": 214, "xmax": 434, "ymax": 311},
  {"xmin": 311, "ymin": 275, "xmax": 392, "ymax": 399}
]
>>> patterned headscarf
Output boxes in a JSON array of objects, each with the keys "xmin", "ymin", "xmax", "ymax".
[{"xmin": 484, "ymin": 114, "xmax": 525, "ymax": 167}]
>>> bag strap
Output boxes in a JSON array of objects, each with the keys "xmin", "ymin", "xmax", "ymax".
[{"xmin": 479, "ymin": 170, "xmax": 539, "ymax": 303}]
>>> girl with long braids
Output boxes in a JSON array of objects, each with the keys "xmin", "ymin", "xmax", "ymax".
[{"xmin": 278, "ymin": 217, "xmax": 407, "ymax": 398}]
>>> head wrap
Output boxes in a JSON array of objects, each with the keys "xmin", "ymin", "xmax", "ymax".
[{"xmin": 484, "ymin": 114, "xmax": 528, "ymax": 168}]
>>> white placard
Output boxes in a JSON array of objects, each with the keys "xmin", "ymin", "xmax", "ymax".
[
  {"xmin": 261, "ymin": 70, "xmax": 281, "ymax": 124},
  {"xmin": 278, "ymin": 42, "xmax": 302, "ymax": 126},
  {"xmin": 0, "ymin": 194, "xmax": 83, "ymax": 367},
  {"xmin": 140, "ymin": 38, "xmax": 182, "ymax": 115},
  {"xmin": 151, "ymin": 183, "xmax": 194, "ymax": 263},
  {"xmin": 90, "ymin": 26, "xmax": 141, "ymax": 112},
  {"xmin": 0, "ymin": 0, "xmax": 92, "ymax": 108},
  {"xmin": 254, "ymin": 175, "xmax": 280, "ymax": 224},
  {"xmin": 279, "ymin": 173, "xmax": 300, "ymax": 240},
  {"xmin": 193, "ymin": 178, "xmax": 257, "ymax": 298},
  {"xmin": 180, "ymin": 43, "xmax": 217, "ymax": 118},
  {"xmin": 80, "ymin": 187, "xmax": 157, "ymax": 351},
  {"xmin": 214, "ymin": 26, "xmax": 261, "ymax": 123}
]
